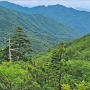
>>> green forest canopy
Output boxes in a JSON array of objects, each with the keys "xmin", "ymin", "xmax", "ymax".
[{"xmin": 0, "ymin": 33, "xmax": 90, "ymax": 89}]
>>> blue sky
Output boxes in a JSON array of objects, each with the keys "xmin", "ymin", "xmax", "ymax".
[{"xmin": 1, "ymin": 0, "xmax": 90, "ymax": 9}]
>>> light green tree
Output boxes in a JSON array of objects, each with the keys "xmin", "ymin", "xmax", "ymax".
[{"xmin": 0, "ymin": 62, "xmax": 27, "ymax": 90}]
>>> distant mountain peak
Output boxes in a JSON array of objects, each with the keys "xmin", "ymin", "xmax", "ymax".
[
  {"xmin": 33, "ymin": 5, "xmax": 46, "ymax": 8},
  {"xmin": 47, "ymin": 4, "xmax": 66, "ymax": 8}
]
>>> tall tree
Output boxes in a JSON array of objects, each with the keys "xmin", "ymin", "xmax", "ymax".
[
  {"xmin": 0, "ymin": 26, "xmax": 33, "ymax": 62},
  {"xmin": 50, "ymin": 45, "xmax": 69, "ymax": 90},
  {"xmin": 10, "ymin": 26, "xmax": 33, "ymax": 61}
]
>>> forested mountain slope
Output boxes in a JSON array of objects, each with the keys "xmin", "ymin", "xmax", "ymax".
[
  {"xmin": 0, "ymin": 5, "xmax": 82, "ymax": 53},
  {"xmin": 33, "ymin": 33, "xmax": 90, "ymax": 62},
  {"xmin": 0, "ymin": 1, "xmax": 89, "ymax": 35},
  {"xmin": 31, "ymin": 33, "xmax": 90, "ymax": 89}
]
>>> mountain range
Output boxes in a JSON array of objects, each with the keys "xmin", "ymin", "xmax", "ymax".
[
  {"xmin": 0, "ymin": 1, "xmax": 90, "ymax": 35},
  {"xmin": 0, "ymin": 1, "xmax": 90, "ymax": 53}
]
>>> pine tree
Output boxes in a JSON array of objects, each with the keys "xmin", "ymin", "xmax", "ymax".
[
  {"xmin": 10, "ymin": 26, "xmax": 33, "ymax": 61},
  {"xmin": 0, "ymin": 26, "xmax": 33, "ymax": 62},
  {"xmin": 50, "ymin": 45, "xmax": 69, "ymax": 90}
]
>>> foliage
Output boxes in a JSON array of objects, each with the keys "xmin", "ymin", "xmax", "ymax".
[
  {"xmin": 0, "ymin": 26, "xmax": 33, "ymax": 62},
  {"xmin": 48, "ymin": 45, "xmax": 70, "ymax": 89},
  {"xmin": 10, "ymin": 26, "xmax": 33, "ymax": 61},
  {"xmin": 61, "ymin": 84, "xmax": 71, "ymax": 90},
  {"xmin": 0, "ymin": 46, "xmax": 9, "ymax": 63},
  {"xmin": 32, "ymin": 33, "xmax": 90, "ymax": 89},
  {"xmin": 0, "ymin": 62, "xmax": 27, "ymax": 89},
  {"xmin": 33, "ymin": 33, "xmax": 90, "ymax": 62},
  {"xmin": 0, "ymin": 33, "xmax": 90, "ymax": 89},
  {"xmin": 61, "ymin": 80, "xmax": 90, "ymax": 90}
]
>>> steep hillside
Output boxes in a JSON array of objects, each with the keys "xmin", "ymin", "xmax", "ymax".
[
  {"xmin": 13, "ymin": 11, "xmax": 82, "ymax": 38},
  {"xmin": 0, "ymin": 1, "xmax": 89, "ymax": 35},
  {"xmin": 32, "ymin": 33, "xmax": 90, "ymax": 62},
  {"xmin": 0, "ymin": 5, "xmax": 81, "ymax": 53}
]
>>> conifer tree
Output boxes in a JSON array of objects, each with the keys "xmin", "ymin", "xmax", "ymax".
[
  {"xmin": 0, "ymin": 26, "xmax": 33, "ymax": 62},
  {"xmin": 50, "ymin": 45, "xmax": 69, "ymax": 90},
  {"xmin": 10, "ymin": 26, "xmax": 33, "ymax": 61}
]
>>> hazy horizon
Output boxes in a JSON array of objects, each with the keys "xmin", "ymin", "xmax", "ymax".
[{"xmin": 0, "ymin": 0, "xmax": 90, "ymax": 10}]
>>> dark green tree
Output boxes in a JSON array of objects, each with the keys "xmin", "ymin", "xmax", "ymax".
[
  {"xmin": 10, "ymin": 26, "xmax": 33, "ymax": 61},
  {"xmin": 0, "ymin": 26, "xmax": 33, "ymax": 62},
  {"xmin": 0, "ymin": 46, "xmax": 9, "ymax": 63}
]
